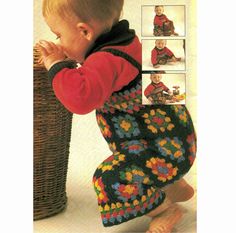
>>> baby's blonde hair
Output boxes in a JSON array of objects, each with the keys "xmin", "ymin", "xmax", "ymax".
[
  {"xmin": 150, "ymin": 73, "xmax": 162, "ymax": 79},
  {"xmin": 155, "ymin": 5, "xmax": 164, "ymax": 9},
  {"xmin": 42, "ymin": 0, "xmax": 124, "ymax": 26},
  {"xmin": 155, "ymin": 39, "xmax": 167, "ymax": 44}
]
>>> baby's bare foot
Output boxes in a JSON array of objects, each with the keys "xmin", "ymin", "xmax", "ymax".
[
  {"xmin": 146, "ymin": 204, "xmax": 182, "ymax": 233},
  {"xmin": 153, "ymin": 65, "xmax": 160, "ymax": 68}
]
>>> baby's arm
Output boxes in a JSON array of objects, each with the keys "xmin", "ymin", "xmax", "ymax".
[
  {"xmin": 165, "ymin": 47, "xmax": 181, "ymax": 62},
  {"xmin": 151, "ymin": 49, "xmax": 160, "ymax": 68},
  {"xmin": 144, "ymin": 84, "xmax": 155, "ymax": 103},
  {"xmin": 163, "ymin": 14, "xmax": 170, "ymax": 22},
  {"xmin": 47, "ymin": 52, "xmax": 139, "ymax": 114},
  {"xmin": 160, "ymin": 82, "xmax": 172, "ymax": 95},
  {"xmin": 153, "ymin": 15, "xmax": 157, "ymax": 26}
]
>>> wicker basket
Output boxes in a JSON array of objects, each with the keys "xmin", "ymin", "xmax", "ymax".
[{"xmin": 33, "ymin": 47, "xmax": 73, "ymax": 220}]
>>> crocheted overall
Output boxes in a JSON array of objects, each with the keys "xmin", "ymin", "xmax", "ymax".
[
  {"xmin": 93, "ymin": 48, "xmax": 196, "ymax": 227},
  {"xmin": 154, "ymin": 21, "xmax": 176, "ymax": 36}
]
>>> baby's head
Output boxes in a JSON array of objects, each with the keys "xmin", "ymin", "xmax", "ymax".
[
  {"xmin": 155, "ymin": 5, "xmax": 164, "ymax": 16},
  {"xmin": 150, "ymin": 73, "xmax": 162, "ymax": 84},
  {"xmin": 42, "ymin": 0, "xmax": 124, "ymax": 62},
  {"xmin": 155, "ymin": 39, "xmax": 166, "ymax": 49},
  {"xmin": 43, "ymin": 0, "xmax": 124, "ymax": 28}
]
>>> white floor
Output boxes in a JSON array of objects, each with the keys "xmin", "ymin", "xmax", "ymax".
[
  {"xmin": 142, "ymin": 58, "xmax": 186, "ymax": 72},
  {"xmin": 34, "ymin": 113, "xmax": 197, "ymax": 233}
]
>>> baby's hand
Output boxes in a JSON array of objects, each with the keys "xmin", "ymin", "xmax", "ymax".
[
  {"xmin": 148, "ymin": 97, "xmax": 154, "ymax": 103},
  {"xmin": 171, "ymin": 56, "xmax": 177, "ymax": 62},
  {"xmin": 36, "ymin": 40, "xmax": 66, "ymax": 70},
  {"xmin": 168, "ymin": 90, "xmax": 173, "ymax": 95},
  {"xmin": 171, "ymin": 56, "xmax": 181, "ymax": 62}
]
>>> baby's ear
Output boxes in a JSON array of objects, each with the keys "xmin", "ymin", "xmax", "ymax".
[{"xmin": 76, "ymin": 22, "xmax": 94, "ymax": 41}]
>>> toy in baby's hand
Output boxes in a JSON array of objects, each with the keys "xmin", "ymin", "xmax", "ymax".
[
  {"xmin": 153, "ymin": 5, "xmax": 179, "ymax": 37},
  {"xmin": 151, "ymin": 39, "xmax": 181, "ymax": 67}
]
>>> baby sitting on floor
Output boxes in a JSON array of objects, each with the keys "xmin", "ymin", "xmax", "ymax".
[
  {"xmin": 151, "ymin": 39, "xmax": 181, "ymax": 68},
  {"xmin": 153, "ymin": 5, "xmax": 179, "ymax": 36}
]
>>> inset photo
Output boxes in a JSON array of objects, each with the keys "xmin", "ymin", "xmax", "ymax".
[
  {"xmin": 142, "ymin": 5, "xmax": 185, "ymax": 37},
  {"xmin": 142, "ymin": 72, "xmax": 186, "ymax": 105},
  {"xmin": 142, "ymin": 39, "xmax": 185, "ymax": 71}
]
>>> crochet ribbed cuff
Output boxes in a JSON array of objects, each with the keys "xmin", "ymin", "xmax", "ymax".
[{"xmin": 48, "ymin": 60, "xmax": 77, "ymax": 83}]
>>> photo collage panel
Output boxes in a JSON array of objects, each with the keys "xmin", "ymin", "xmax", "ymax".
[{"xmin": 141, "ymin": 4, "xmax": 187, "ymax": 105}]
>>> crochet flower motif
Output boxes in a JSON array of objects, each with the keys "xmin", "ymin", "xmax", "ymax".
[
  {"xmin": 93, "ymin": 177, "xmax": 109, "ymax": 204},
  {"xmin": 111, "ymin": 182, "xmax": 142, "ymax": 202},
  {"xmin": 98, "ymin": 152, "xmax": 125, "ymax": 173},
  {"xmin": 146, "ymin": 157, "xmax": 178, "ymax": 182},
  {"xmin": 96, "ymin": 114, "xmax": 112, "ymax": 138},
  {"xmin": 112, "ymin": 165, "xmax": 153, "ymax": 202},
  {"xmin": 155, "ymin": 137, "xmax": 185, "ymax": 163},
  {"xmin": 111, "ymin": 115, "xmax": 140, "ymax": 138},
  {"xmin": 142, "ymin": 109, "xmax": 174, "ymax": 134},
  {"xmin": 187, "ymin": 133, "xmax": 197, "ymax": 165},
  {"xmin": 119, "ymin": 165, "xmax": 153, "ymax": 185},
  {"xmin": 171, "ymin": 105, "xmax": 189, "ymax": 126},
  {"xmin": 120, "ymin": 139, "xmax": 148, "ymax": 155}
]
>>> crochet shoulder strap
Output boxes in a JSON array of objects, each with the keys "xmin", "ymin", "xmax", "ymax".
[
  {"xmin": 101, "ymin": 48, "xmax": 141, "ymax": 72},
  {"xmin": 101, "ymin": 48, "xmax": 141, "ymax": 93}
]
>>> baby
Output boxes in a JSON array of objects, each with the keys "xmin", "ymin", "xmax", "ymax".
[
  {"xmin": 37, "ymin": 0, "xmax": 196, "ymax": 232},
  {"xmin": 151, "ymin": 39, "xmax": 181, "ymax": 68},
  {"xmin": 153, "ymin": 5, "xmax": 178, "ymax": 36},
  {"xmin": 144, "ymin": 73, "xmax": 172, "ymax": 104}
]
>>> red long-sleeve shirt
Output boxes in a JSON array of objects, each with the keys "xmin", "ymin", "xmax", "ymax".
[
  {"xmin": 48, "ymin": 21, "xmax": 141, "ymax": 115},
  {"xmin": 153, "ymin": 14, "xmax": 169, "ymax": 27},
  {"xmin": 144, "ymin": 82, "xmax": 169, "ymax": 98},
  {"xmin": 151, "ymin": 47, "xmax": 174, "ymax": 66}
]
